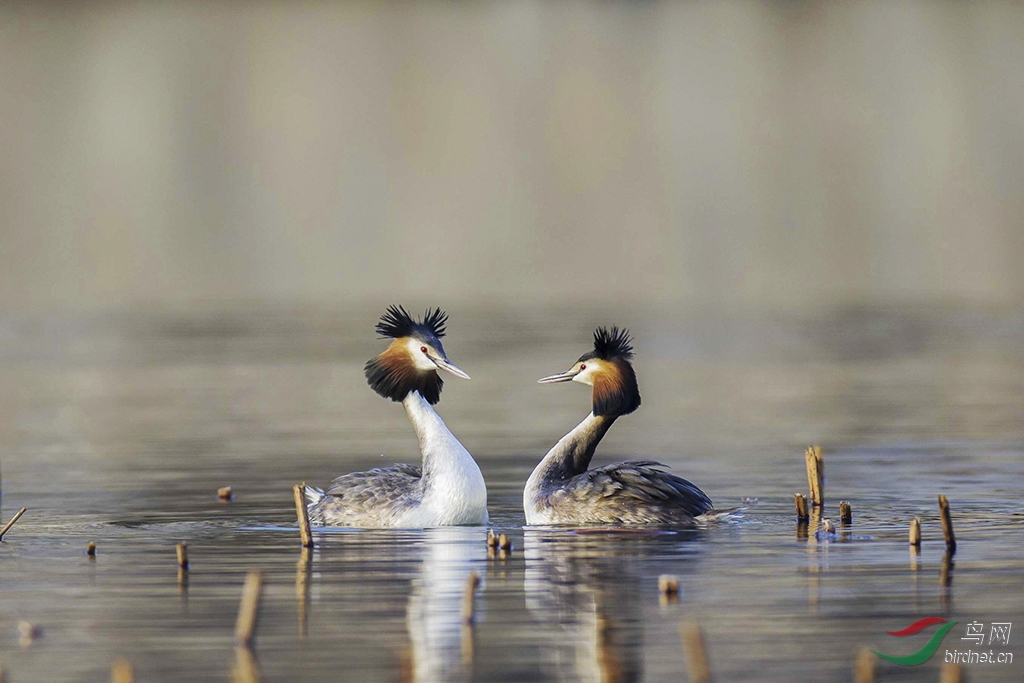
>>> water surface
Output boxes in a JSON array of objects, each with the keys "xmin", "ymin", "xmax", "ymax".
[{"xmin": 1, "ymin": 305, "xmax": 1022, "ymax": 681}]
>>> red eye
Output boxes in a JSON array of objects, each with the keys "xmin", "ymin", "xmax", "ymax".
[
  {"xmin": 421, "ymin": 346, "xmax": 428, "ymax": 353},
  {"xmin": 579, "ymin": 364, "xmax": 586, "ymax": 370}
]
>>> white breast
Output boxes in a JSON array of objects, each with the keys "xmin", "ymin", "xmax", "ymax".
[{"xmin": 403, "ymin": 392, "xmax": 489, "ymax": 526}]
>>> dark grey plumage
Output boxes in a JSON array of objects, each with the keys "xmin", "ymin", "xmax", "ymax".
[
  {"xmin": 536, "ymin": 460, "xmax": 713, "ymax": 525},
  {"xmin": 307, "ymin": 464, "xmax": 424, "ymax": 527},
  {"xmin": 527, "ymin": 326, "xmax": 713, "ymax": 526}
]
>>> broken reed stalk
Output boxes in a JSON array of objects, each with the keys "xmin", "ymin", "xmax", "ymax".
[
  {"xmin": 234, "ymin": 570, "xmax": 263, "ymax": 647},
  {"xmin": 909, "ymin": 517, "xmax": 921, "ymax": 547},
  {"xmin": 804, "ymin": 445, "xmax": 824, "ymax": 506},
  {"xmin": 659, "ymin": 574, "xmax": 680, "ymax": 597},
  {"xmin": 292, "ymin": 484, "xmax": 313, "ymax": 548},
  {"xmin": 938, "ymin": 495, "xmax": 956, "ymax": 553},
  {"xmin": 659, "ymin": 574, "xmax": 680, "ymax": 604},
  {"xmin": 940, "ymin": 550, "xmax": 954, "ymax": 591},
  {"xmin": 0, "ymin": 507, "xmax": 27, "ymax": 540},
  {"xmin": 461, "ymin": 624, "xmax": 475, "ymax": 667},
  {"xmin": 461, "ymin": 571, "xmax": 480, "ymax": 625},
  {"xmin": 87, "ymin": 541, "xmax": 97, "ymax": 557},
  {"xmin": 296, "ymin": 546, "xmax": 312, "ymax": 638},
  {"xmin": 176, "ymin": 542, "xmax": 189, "ymax": 570},
  {"xmin": 486, "ymin": 529, "xmax": 498, "ymax": 548},
  {"xmin": 794, "ymin": 493, "xmax": 809, "ymax": 521},
  {"xmin": 680, "ymin": 622, "xmax": 712, "ymax": 683},
  {"xmin": 218, "ymin": 486, "xmax": 233, "ymax": 501},
  {"xmin": 232, "ymin": 646, "xmax": 261, "ymax": 683},
  {"xmin": 111, "ymin": 658, "xmax": 134, "ymax": 683},
  {"xmin": 398, "ymin": 647, "xmax": 414, "ymax": 683},
  {"xmin": 853, "ymin": 648, "xmax": 876, "ymax": 683},
  {"xmin": 598, "ymin": 617, "xmax": 633, "ymax": 682},
  {"xmin": 839, "ymin": 501, "xmax": 852, "ymax": 524},
  {"xmin": 498, "ymin": 534, "xmax": 512, "ymax": 551},
  {"xmin": 18, "ymin": 621, "xmax": 39, "ymax": 647},
  {"xmin": 939, "ymin": 661, "xmax": 963, "ymax": 683}
]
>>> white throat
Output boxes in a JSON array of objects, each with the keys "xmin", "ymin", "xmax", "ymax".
[{"xmin": 402, "ymin": 392, "xmax": 488, "ymax": 526}]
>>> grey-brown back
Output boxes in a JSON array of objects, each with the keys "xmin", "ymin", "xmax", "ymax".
[
  {"xmin": 537, "ymin": 460, "xmax": 713, "ymax": 525},
  {"xmin": 308, "ymin": 463, "xmax": 423, "ymax": 527}
]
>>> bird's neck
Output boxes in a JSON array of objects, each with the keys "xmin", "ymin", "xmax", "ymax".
[
  {"xmin": 530, "ymin": 412, "xmax": 617, "ymax": 485},
  {"xmin": 402, "ymin": 391, "xmax": 479, "ymax": 489}
]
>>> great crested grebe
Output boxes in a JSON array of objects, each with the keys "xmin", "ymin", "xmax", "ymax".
[
  {"xmin": 304, "ymin": 306, "xmax": 488, "ymax": 528},
  {"xmin": 524, "ymin": 327, "xmax": 713, "ymax": 525}
]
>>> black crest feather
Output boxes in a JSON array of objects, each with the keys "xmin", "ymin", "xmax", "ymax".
[
  {"xmin": 591, "ymin": 326, "xmax": 634, "ymax": 361},
  {"xmin": 420, "ymin": 307, "xmax": 448, "ymax": 339},
  {"xmin": 375, "ymin": 305, "xmax": 447, "ymax": 341}
]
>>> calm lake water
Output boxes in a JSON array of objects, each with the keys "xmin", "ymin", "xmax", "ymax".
[{"xmin": 1, "ymin": 305, "xmax": 1022, "ymax": 681}]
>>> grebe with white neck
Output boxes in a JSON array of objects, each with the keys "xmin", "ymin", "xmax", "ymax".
[
  {"xmin": 305, "ymin": 306, "xmax": 488, "ymax": 528},
  {"xmin": 525, "ymin": 326, "xmax": 713, "ymax": 526}
]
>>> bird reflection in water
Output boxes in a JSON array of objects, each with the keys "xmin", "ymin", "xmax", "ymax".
[
  {"xmin": 404, "ymin": 527, "xmax": 484, "ymax": 683},
  {"xmin": 523, "ymin": 529, "xmax": 702, "ymax": 683}
]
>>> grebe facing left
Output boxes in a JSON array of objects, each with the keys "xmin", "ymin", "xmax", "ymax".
[
  {"xmin": 305, "ymin": 305, "xmax": 488, "ymax": 528},
  {"xmin": 525, "ymin": 326, "xmax": 713, "ymax": 526}
]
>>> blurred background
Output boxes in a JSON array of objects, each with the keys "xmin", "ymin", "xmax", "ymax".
[
  {"xmin": 2, "ymin": 0, "xmax": 1023, "ymax": 312},
  {"xmin": 2, "ymin": 6, "xmax": 1024, "ymax": 681}
]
